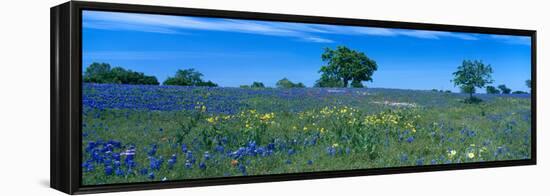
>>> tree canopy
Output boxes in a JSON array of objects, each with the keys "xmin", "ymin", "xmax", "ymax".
[
  {"xmin": 163, "ymin": 68, "xmax": 217, "ymax": 87},
  {"xmin": 316, "ymin": 46, "xmax": 377, "ymax": 88},
  {"xmin": 452, "ymin": 60, "xmax": 493, "ymax": 102},
  {"xmin": 486, "ymin": 86, "xmax": 500, "ymax": 94},
  {"xmin": 251, "ymin": 82, "xmax": 265, "ymax": 88},
  {"xmin": 497, "ymin": 84, "xmax": 511, "ymax": 94},
  {"xmin": 83, "ymin": 62, "xmax": 159, "ymax": 85},
  {"xmin": 276, "ymin": 78, "xmax": 305, "ymax": 88}
]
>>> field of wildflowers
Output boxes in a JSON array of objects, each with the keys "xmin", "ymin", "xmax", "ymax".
[{"xmin": 81, "ymin": 83, "xmax": 531, "ymax": 185}]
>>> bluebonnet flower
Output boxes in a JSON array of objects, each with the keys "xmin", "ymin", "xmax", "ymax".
[
  {"xmin": 113, "ymin": 161, "xmax": 120, "ymax": 167},
  {"xmin": 199, "ymin": 162, "xmax": 207, "ymax": 170},
  {"xmin": 267, "ymin": 143, "xmax": 275, "ymax": 151},
  {"xmin": 248, "ymin": 141, "xmax": 256, "ymax": 149},
  {"xmin": 287, "ymin": 149, "xmax": 296, "ymax": 156},
  {"xmin": 107, "ymin": 140, "xmax": 121, "ymax": 148},
  {"xmin": 148, "ymin": 144, "xmax": 158, "ymax": 156},
  {"xmin": 148, "ymin": 172, "xmax": 155, "ymax": 180},
  {"xmin": 85, "ymin": 141, "xmax": 97, "ymax": 152},
  {"xmin": 125, "ymin": 159, "xmax": 136, "ymax": 169},
  {"xmin": 204, "ymin": 151, "xmax": 211, "ymax": 160},
  {"xmin": 82, "ymin": 161, "xmax": 94, "ymax": 172},
  {"xmin": 406, "ymin": 136, "xmax": 414, "ymax": 143},
  {"xmin": 181, "ymin": 144, "xmax": 188, "ymax": 153},
  {"xmin": 326, "ymin": 146, "xmax": 336, "ymax": 156},
  {"xmin": 285, "ymin": 159, "xmax": 292, "ymax": 164},
  {"xmin": 185, "ymin": 160, "xmax": 192, "ymax": 169},
  {"xmin": 431, "ymin": 159, "xmax": 437, "ymax": 165},
  {"xmin": 400, "ymin": 154, "xmax": 408, "ymax": 162},
  {"xmin": 168, "ymin": 159, "xmax": 176, "ymax": 169},
  {"xmin": 139, "ymin": 168, "xmax": 148, "ymax": 175},
  {"xmin": 186, "ymin": 151, "xmax": 194, "ymax": 160},
  {"xmin": 416, "ymin": 158, "xmax": 424, "ymax": 166},
  {"xmin": 115, "ymin": 168, "xmax": 124, "ymax": 176},
  {"xmin": 237, "ymin": 164, "xmax": 247, "ymax": 175},
  {"xmin": 215, "ymin": 145, "xmax": 225, "ymax": 153},
  {"xmin": 307, "ymin": 160, "xmax": 313, "ymax": 165},
  {"xmin": 112, "ymin": 153, "xmax": 121, "ymax": 161},
  {"xmin": 149, "ymin": 157, "xmax": 163, "ymax": 171},
  {"xmin": 221, "ymin": 137, "xmax": 228, "ymax": 144}
]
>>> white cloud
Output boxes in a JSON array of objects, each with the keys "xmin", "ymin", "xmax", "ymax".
[
  {"xmin": 302, "ymin": 37, "xmax": 334, "ymax": 43},
  {"xmin": 83, "ymin": 10, "xmax": 481, "ymax": 43},
  {"xmin": 490, "ymin": 35, "xmax": 531, "ymax": 45}
]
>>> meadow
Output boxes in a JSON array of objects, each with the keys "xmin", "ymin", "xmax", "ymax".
[{"xmin": 81, "ymin": 83, "xmax": 531, "ymax": 185}]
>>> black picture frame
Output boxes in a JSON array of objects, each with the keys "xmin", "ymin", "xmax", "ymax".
[{"xmin": 51, "ymin": 1, "xmax": 537, "ymax": 194}]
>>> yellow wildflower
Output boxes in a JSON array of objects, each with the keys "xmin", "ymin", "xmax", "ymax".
[
  {"xmin": 468, "ymin": 152, "xmax": 475, "ymax": 159},
  {"xmin": 206, "ymin": 116, "xmax": 216, "ymax": 123},
  {"xmin": 448, "ymin": 150, "xmax": 457, "ymax": 158}
]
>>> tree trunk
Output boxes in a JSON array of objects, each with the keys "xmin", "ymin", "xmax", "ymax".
[{"xmin": 343, "ymin": 79, "xmax": 349, "ymax": 88}]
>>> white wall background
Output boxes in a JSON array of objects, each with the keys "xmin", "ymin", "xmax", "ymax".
[{"xmin": 0, "ymin": 0, "xmax": 546, "ymax": 195}]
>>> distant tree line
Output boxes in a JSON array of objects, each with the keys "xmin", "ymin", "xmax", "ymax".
[
  {"xmin": 239, "ymin": 78, "xmax": 306, "ymax": 89},
  {"xmin": 163, "ymin": 68, "xmax": 217, "ymax": 87},
  {"xmin": 486, "ymin": 83, "xmax": 529, "ymax": 95},
  {"xmin": 83, "ymin": 63, "xmax": 217, "ymax": 87},
  {"xmin": 83, "ymin": 63, "xmax": 160, "ymax": 85}
]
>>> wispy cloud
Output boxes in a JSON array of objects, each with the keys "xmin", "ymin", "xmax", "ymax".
[
  {"xmin": 490, "ymin": 35, "xmax": 531, "ymax": 46},
  {"xmin": 302, "ymin": 37, "xmax": 335, "ymax": 43},
  {"xmin": 82, "ymin": 50, "xmax": 260, "ymax": 61},
  {"xmin": 83, "ymin": 10, "xmax": 481, "ymax": 43}
]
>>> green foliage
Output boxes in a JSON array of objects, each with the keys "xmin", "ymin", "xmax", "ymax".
[
  {"xmin": 82, "ymin": 86, "xmax": 531, "ymax": 184},
  {"xmin": 498, "ymin": 84, "xmax": 511, "ymax": 94},
  {"xmin": 276, "ymin": 78, "xmax": 305, "ymax": 88},
  {"xmin": 526, "ymin": 79, "xmax": 531, "ymax": 89},
  {"xmin": 512, "ymin": 91, "xmax": 528, "ymax": 94},
  {"xmin": 452, "ymin": 60, "xmax": 493, "ymax": 102},
  {"xmin": 314, "ymin": 75, "xmax": 344, "ymax": 88},
  {"xmin": 251, "ymin": 82, "xmax": 265, "ymax": 88},
  {"xmin": 350, "ymin": 80, "xmax": 364, "ymax": 88},
  {"xmin": 83, "ymin": 62, "xmax": 159, "ymax": 85},
  {"xmin": 163, "ymin": 69, "xmax": 218, "ymax": 87},
  {"xmin": 486, "ymin": 86, "xmax": 501, "ymax": 94},
  {"xmin": 317, "ymin": 46, "xmax": 377, "ymax": 88}
]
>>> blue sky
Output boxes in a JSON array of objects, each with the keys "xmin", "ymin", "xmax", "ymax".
[{"xmin": 82, "ymin": 10, "xmax": 532, "ymax": 92}]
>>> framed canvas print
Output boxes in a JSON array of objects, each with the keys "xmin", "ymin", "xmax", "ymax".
[{"xmin": 51, "ymin": 1, "xmax": 536, "ymax": 194}]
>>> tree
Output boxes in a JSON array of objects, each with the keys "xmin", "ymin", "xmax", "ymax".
[
  {"xmin": 497, "ymin": 84, "xmax": 511, "ymax": 94},
  {"xmin": 83, "ymin": 62, "xmax": 112, "ymax": 83},
  {"xmin": 451, "ymin": 60, "xmax": 493, "ymax": 102},
  {"xmin": 276, "ymin": 78, "xmax": 305, "ymax": 88},
  {"xmin": 314, "ymin": 75, "xmax": 344, "ymax": 88},
  {"xmin": 512, "ymin": 91, "xmax": 528, "ymax": 94},
  {"xmin": 83, "ymin": 62, "xmax": 159, "ymax": 85},
  {"xmin": 317, "ymin": 46, "xmax": 377, "ymax": 88},
  {"xmin": 526, "ymin": 79, "xmax": 531, "ymax": 89},
  {"xmin": 350, "ymin": 80, "xmax": 364, "ymax": 88},
  {"xmin": 250, "ymin": 82, "xmax": 265, "ymax": 88},
  {"xmin": 163, "ymin": 68, "xmax": 217, "ymax": 87},
  {"xmin": 486, "ymin": 86, "xmax": 501, "ymax": 94}
]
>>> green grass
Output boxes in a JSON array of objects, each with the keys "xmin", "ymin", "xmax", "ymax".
[{"xmin": 81, "ymin": 86, "xmax": 531, "ymax": 185}]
